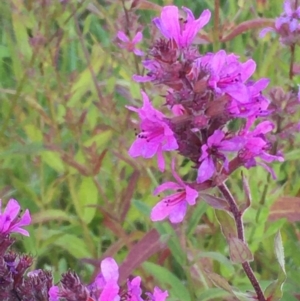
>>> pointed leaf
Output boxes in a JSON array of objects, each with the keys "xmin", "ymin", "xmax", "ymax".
[
  {"xmin": 240, "ymin": 172, "xmax": 252, "ymax": 214},
  {"xmin": 274, "ymin": 231, "xmax": 285, "ymax": 275},
  {"xmin": 206, "ymin": 271, "xmax": 234, "ymax": 294},
  {"xmin": 201, "ymin": 194, "xmax": 229, "ymax": 211},
  {"xmin": 264, "ymin": 232, "xmax": 286, "ymax": 301},
  {"xmin": 215, "ymin": 209, "xmax": 237, "ymax": 240},
  {"xmin": 228, "ymin": 237, "xmax": 253, "ymax": 263}
]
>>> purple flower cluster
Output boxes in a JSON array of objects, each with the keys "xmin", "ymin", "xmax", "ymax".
[
  {"xmin": 260, "ymin": 0, "xmax": 300, "ymax": 45},
  {"xmin": 49, "ymin": 257, "xmax": 168, "ymax": 301},
  {"xmin": 127, "ymin": 6, "xmax": 283, "ymax": 223},
  {"xmin": 0, "ymin": 199, "xmax": 168, "ymax": 301}
]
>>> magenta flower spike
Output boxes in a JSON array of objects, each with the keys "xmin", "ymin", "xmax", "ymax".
[
  {"xmin": 152, "ymin": 5, "xmax": 211, "ymax": 48},
  {"xmin": 127, "ymin": 91, "xmax": 178, "ymax": 171},
  {"xmin": 197, "ymin": 130, "xmax": 245, "ymax": 183},
  {"xmin": 117, "ymin": 31, "xmax": 144, "ymax": 56},
  {"xmin": 151, "ymin": 159, "xmax": 198, "ymax": 223},
  {"xmin": 0, "ymin": 199, "xmax": 31, "ymax": 236}
]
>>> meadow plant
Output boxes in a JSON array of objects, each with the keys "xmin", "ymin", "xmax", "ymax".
[{"xmin": 1, "ymin": 1, "xmax": 300, "ymax": 301}]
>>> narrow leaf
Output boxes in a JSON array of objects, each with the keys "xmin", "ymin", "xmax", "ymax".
[
  {"xmin": 201, "ymin": 194, "xmax": 229, "ymax": 211},
  {"xmin": 264, "ymin": 232, "xmax": 287, "ymax": 301},
  {"xmin": 240, "ymin": 172, "xmax": 252, "ymax": 214},
  {"xmin": 206, "ymin": 271, "xmax": 234, "ymax": 294},
  {"xmin": 215, "ymin": 209, "xmax": 237, "ymax": 240},
  {"xmin": 228, "ymin": 237, "xmax": 253, "ymax": 263}
]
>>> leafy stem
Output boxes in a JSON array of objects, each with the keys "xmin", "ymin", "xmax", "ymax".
[{"xmin": 218, "ymin": 182, "xmax": 266, "ymax": 301}]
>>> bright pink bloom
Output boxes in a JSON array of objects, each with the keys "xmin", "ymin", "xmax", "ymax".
[
  {"xmin": 197, "ymin": 130, "xmax": 245, "ymax": 183},
  {"xmin": 151, "ymin": 159, "xmax": 198, "ymax": 223},
  {"xmin": 127, "ymin": 91, "xmax": 178, "ymax": 171},
  {"xmin": 152, "ymin": 6, "xmax": 211, "ymax": 48},
  {"xmin": 117, "ymin": 31, "xmax": 144, "ymax": 56},
  {"xmin": 205, "ymin": 50, "xmax": 256, "ymax": 102},
  {"xmin": 94, "ymin": 258, "xmax": 120, "ymax": 301},
  {"xmin": 0, "ymin": 199, "xmax": 31, "ymax": 236},
  {"xmin": 48, "ymin": 286, "xmax": 59, "ymax": 301},
  {"xmin": 229, "ymin": 78, "xmax": 271, "ymax": 121}
]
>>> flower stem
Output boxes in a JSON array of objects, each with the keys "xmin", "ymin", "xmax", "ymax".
[{"xmin": 218, "ymin": 182, "xmax": 266, "ymax": 301}]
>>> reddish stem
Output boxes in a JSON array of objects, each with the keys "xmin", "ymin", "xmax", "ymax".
[{"xmin": 218, "ymin": 183, "xmax": 266, "ymax": 301}]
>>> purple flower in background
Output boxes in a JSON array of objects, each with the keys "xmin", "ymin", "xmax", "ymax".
[
  {"xmin": 260, "ymin": 1, "xmax": 300, "ymax": 45},
  {"xmin": 152, "ymin": 6, "xmax": 211, "ymax": 48},
  {"xmin": 239, "ymin": 121, "xmax": 284, "ymax": 178},
  {"xmin": 197, "ymin": 130, "xmax": 245, "ymax": 183},
  {"xmin": 276, "ymin": 0, "xmax": 300, "ymax": 32},
  {"xmin": 127, "ymin": 91, "xmax": 178, "ymax": 171},
  {"xmin": 0, "ymin": 199, "xmax": 31, "ymax": 236},
  {"xmin": 117, "ymin": 31, "xmax": 144, "ymax": 56},
  {"xmin": 151, "ymin": 159, "xmax": 198, "ymax": 223}
]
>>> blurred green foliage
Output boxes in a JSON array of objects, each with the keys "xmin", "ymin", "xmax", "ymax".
[{"xmin": 1, "ymin": 0, "xmax": 300, "ymax": 300}]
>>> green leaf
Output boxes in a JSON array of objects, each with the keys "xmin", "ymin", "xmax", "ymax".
[
  {"xmin": 54, "ymin": 234, "xmax": 92, "ymax": 259},
  {"xmin": 41, "ymin": 151, "xmax": 65, "ymax": 173},
  {"xmin": 155, "ymin": 222, "xmax": 186, "ymax": 266},
  {"xmin": 198, "ymin": 288, "xmax": 230, "ymax": 301},
  {"xmin": 215, "ymin": 209, "xmax": 237, "ymax": 240},
  {"xmin": 197, "ymin": 252, "xmax": 234, "ymax": 273},
  {"xmin": 187, "ymin": 202, "xmax": 207, "ymax": 236},
  {"xmin": 143, "ymin": 262, "xmax": 191, "ymax": 301},
  {"xmin": 264, "ymin": 232, "xmax": 286, "ymax": 301},
  {"xmin": 206, "ymin": 271, "xmax": 234, "ymax": 294},
  {"xmin": 201, "ymin": 194, "xmax": 229, "ymax": 211},
  {"xmin": 78, "ymin": 177, "xmax": 98, "ymax": 224}
]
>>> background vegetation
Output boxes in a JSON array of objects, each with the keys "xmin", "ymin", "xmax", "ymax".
[{"xmin": 1, "ymin": 0, "xmax": 300, "ymax": 300}]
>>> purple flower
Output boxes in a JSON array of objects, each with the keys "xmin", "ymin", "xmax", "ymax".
[
  {"xmin": 147, "ymin": 287, "xmax": 169, "ymax": 301},
  {"xmin": 152, "ymin": 6, "xmax": 211, "ymax": 48},
  {"xmin": 276, "ymin": 0, "xmax": 300, "ymax": 32},
  {"xmin": 229, "ymin": 78, "xmax": 271, "ymax": 121},
  {"xmin": 239, "ymin": 121, "xmax": 284, "ymax": 178},
  {"xmin": 94, "ymin": 257, "xmax": 120, "ymax": 301},
  {"xmin": 260, "ymin": 1, "xmax": 300, "ymax": 45},
  {"xmin": 197, "ymin": 130, "xmax": 245, "ymax": 183},
  {"xmin": 125, "ymin": 276, "xmax": 143, "ymax": 300},
  {"xmin": 127, "ymin": 91, "xmax": 178, "ymax": 171},
  {"xmin": 117, "ymin": 31, "xmax": 144, "ymax": 56},
  {"xmin": 48, "ymin": 286, "xmax": 59, "ymax": 301},
  {"xmin": 151, "ymin": 159, "xmax": 198, "ymax": 223},
  {"xmin": 132, "ymin": 60, "xmax": 163, "ymax": 83},
  {"xmin": 205, "ymin": 50, "xmax": 256, "ymax": 102},
  {"xmin": 0, "ymin": 199, "xmax": 31, "ymax": 236}
]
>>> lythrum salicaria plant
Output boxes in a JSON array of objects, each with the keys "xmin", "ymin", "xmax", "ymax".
[{"xmin": 124, "ymin": 3, "xmax": 297, "ymax": 301}]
